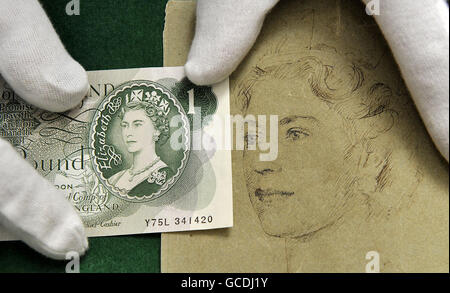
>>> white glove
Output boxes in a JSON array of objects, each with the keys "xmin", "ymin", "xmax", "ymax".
[
  {"xmin": 0, "ymin": 0, "xmax": 89, "ymax": 259},
  {"xmin": 185, "ymin": 0, "xmax": 449, "ymax": 162}
]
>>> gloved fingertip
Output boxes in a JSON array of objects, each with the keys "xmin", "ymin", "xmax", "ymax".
[
  {"xmin": 185, "ymin": 60, "xmax": 228, "ymax": 86},
  {"xmin": 40, "ymin": 61, "xmax": 89, "ymax": 113}
]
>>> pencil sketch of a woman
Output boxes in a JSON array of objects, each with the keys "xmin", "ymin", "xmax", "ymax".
[{"xmin": 237, "ymin": 48, "xmax": 448, "ymax": 272}]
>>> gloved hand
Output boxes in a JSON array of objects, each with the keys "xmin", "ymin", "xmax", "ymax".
[
  {"xmin": 185, "ymin": 0, "xmax": 449, "ymax": 162},
  {"xmin": 0, "ymin": 0, "xmax": 88, "ymax": 259}
]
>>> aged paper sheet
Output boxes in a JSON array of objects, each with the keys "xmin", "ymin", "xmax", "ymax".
[{"xmin": 162, "ymin": 0, "xmax": 449, "ymax": 272}]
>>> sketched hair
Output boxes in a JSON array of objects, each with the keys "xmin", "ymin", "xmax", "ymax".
[
  {"xmin": 119, "ymin": 101, "xmax": 170, "ymax": 144},
  {"xmin": 236, "ymin": 52, "xmax": 399, "ymax": 146}
]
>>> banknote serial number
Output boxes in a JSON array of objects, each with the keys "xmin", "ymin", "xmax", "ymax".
[{"xmin": 145, "ymin": 216, "xmax": 213, "ymax": 227}]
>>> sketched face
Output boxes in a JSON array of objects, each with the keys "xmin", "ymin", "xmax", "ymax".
[
  {"xmin": 120, "ymin": 109, "xmax": 156, "ymax": 154},
  {"xmin": 243, "ymin": 78, "xmax": 359, "ymax": 238}
]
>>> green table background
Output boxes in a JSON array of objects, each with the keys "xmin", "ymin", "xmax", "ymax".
[{"xmin": 0, "ymin": 0, "xmax": 171, "ymax": 273}]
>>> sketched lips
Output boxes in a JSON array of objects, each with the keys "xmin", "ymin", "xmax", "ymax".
[{"xmin": 254, "ymin": 188, "xmax": 294, "ymax": 201}]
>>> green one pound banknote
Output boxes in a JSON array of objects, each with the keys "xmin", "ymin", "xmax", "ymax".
[{"xmin": 0, "ymin": 67, "xmax": 232, "ymax": 238}]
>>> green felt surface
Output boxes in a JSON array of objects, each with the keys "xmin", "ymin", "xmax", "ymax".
[{"xmin": 0, "ymin": 0, "xmax": 170, "ymax": 273}]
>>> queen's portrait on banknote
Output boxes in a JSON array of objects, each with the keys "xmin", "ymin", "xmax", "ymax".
[
  {"xmin": 90, "ymin": 80, "xmax": 191, "ymax": 203},
  {"xmin": 107, "ymin": 93, "xmax": 174, "ymax": 195}
]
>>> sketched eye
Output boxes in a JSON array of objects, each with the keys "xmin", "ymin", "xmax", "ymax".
[
  {"xmin": 286, "ymin": 127, "xmax": 309, "ymax": 141},
  {"xmin": 120, "ymin": 122, "xmax": 128, "ymax": 128}
]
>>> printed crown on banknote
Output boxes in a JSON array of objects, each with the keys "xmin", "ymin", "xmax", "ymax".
[{"xmin": 126, "ymin": 89, "xmax": 170, "ymax": 116}]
